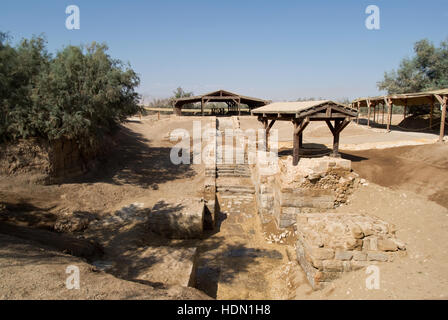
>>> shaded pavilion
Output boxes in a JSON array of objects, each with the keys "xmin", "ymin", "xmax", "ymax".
[
  {"xmin": 173, "ymin": 90, "xmax": 269, "ymax": 116},
  {"xmin": 251, "ymin": 100, "xmax": 358, "ymax": 166},
  {"xmin": 352, "ymin": 88, "xmax": 448, "ymax": 142}
]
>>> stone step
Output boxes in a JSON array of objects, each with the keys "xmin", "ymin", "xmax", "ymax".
[{"xmin": 217, "ymin": 185, "xmax": 255, "ymax": 194}]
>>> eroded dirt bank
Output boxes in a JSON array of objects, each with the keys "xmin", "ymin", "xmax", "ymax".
[{"xmin": 344, "ymin": 143, "xmax": 448, "ymax": 209}]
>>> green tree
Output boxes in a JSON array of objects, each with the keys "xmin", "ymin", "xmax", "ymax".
[
  {"xmin": 171, "ymin": 87, "xmax": 194, "ymax": 109},
  {"xmin": 0, "ymin": 35, "xmax": 141, "ymax": 149},
  {"xmin": 0, "ymin": 34, "xmax": 50, "ymax": 140},
  {"xmin": 378, "ymin": 38, "xmax": 448, "ymax": 94},
  {"xmin": 172, "ymin": 87, "xmax": 193, "ymax": 99}
]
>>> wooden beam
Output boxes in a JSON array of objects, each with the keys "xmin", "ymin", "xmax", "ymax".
[
  {"xmin": 335, "ymin": 118, "xmax": 351, "ymax": 134},
  {"xmin": 293, "ymin": 117, "xmax": 310, "ymax": 135},
  {"xmin": 267, "ymin": 119, "xmax": 276, "ymax": 133}
]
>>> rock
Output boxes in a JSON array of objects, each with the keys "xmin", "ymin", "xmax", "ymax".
[
  {"xmin": 335, "ymin": 250, "xmax": 353, "ymax": 260},
  {"xmin": 353, "ymin": 251, "xmax": 367, "ymax": 261},
  {"xmin": 391, "ymin": 238, "xmax": 406, "ymax": 250},
  {"xmin": 367, "ymin": 252, "xmax": 388, "ymax": 262},
  {"xmin": 55, "ymin": 211, "xmax": 93, "ymax": 233},
  {"xmin": 377, "ymin": 239, "xmax": 398, "ymax": 251}
]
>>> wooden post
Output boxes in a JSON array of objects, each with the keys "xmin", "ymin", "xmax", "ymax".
[
  {"xmin": 403, "ymin": 99, "xmax": 407, "ymax": 120},
  {"xmin": 356, "ymin": 102, "xmax": 360, "ymax": 124},
  {"xmin": 373, "ymin": 103, "xmax": 376, "ymax": 124},
  {"xmin": 435, "ymin": 95, "xmax": 447, "ymax": 142},
  {"xmin": 326, "ymin": 118, "xmax": 351, "ymax": 158},
  {"xmin": 293, "ymin": 121, "xmax": 300, "ymax": 166},
  {"xmin": 430, "ymin": 98, "xmax": 434, "ymax": 129},
  {"xmin": 385, "ymin": 98, "xmax": 393, "ymax": 132},
  {"xmin": 367, "ymin": 99, "xmax": 371, "ymax": 128},
  {"xmin": 382, "ymin": 103, "xmax": 385, "ymax": 125},
  {"xmin": 264, "ymin": 119, "xmax": 276, "ymax": 150},
  {"xmin": 238, "ymin": 98, "xmax": 241, "ymax": 116},
  {"xmin": 333, "ymin": 119, "xmax": 341, "ymax": 157},
  {"xmin": 292, "ymin": 118, "xmax": 310, "ymax": 166},
  {"xmin": 201, "ymin": 99, "xmax": 204, "ymax": 116},
  {"xmin": 157, "ymin": 111, "xmax": 160, "ymax": 120}
]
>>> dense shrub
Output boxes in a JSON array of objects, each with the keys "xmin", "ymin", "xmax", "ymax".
[{"xmin": 0, "ymin": 33, "xmax": 141, "ymax": 149}]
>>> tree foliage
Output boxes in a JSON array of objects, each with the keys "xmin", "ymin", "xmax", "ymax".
[
  {"xmin": 0, "ymin": 34, "xmax": 141, "ymax": 148},
  {"xmin": 378, "ymin": 38, "xmax": 448, "ymax": 94}
]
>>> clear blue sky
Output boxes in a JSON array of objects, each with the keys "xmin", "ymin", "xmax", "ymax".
[{"xmin": 1, "ymin": 0, "xmax": 447, "ymax": 101}]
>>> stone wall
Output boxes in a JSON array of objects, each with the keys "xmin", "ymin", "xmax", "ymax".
[
  {"xmin": 295, "ymin": 213, "xmax": 406, "ymax": 289},
  {"xmin": 203, "ymin": 116, "xmax": 218, "ymax": 229},
  {"xmin": 0, "ymin": 138, "xmax": 101, "ymax": 184},
  {"xmin": 252, "ymin": 155, "xmax": 360, "ymax": 228}
]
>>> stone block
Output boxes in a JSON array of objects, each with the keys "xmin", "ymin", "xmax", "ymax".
[
  {"xmin": 367, "ymin": 252, "xmax": 388, "ymax": 262},
  {"xmin": 353, "ymin": 251, "xmax": 367, "ymax": 261},
  {"xmin": 322, "ymin": 260, "xmax": 344, "ymax": 272},
  {"xmin": 335, "ymin": 250, "xmax": 353, "ymax": 261}
]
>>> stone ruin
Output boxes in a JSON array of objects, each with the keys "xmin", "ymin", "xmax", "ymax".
[
  {"xmin": 252, "ymin": 155, "xmax": 360, "ymax": 227},
  {"xmin": 251, "ymin": 154, "xmax": 407, "ymax": 289},
  {"xmin": 296, "ymin": 213, "xmax": 406, "ymax": 289}
]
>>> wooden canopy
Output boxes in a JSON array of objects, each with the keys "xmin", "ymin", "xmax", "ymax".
[
  {"xmin": 173, "ymin": 90, "xmax": 269, "ymax": 116},
  {"xmin": 352, "ymin": 88, "xmax": 448, "ymax": 142},
  {"xmin": 252, "ymin": 100, "xmax": 358, "ymax": 165}
]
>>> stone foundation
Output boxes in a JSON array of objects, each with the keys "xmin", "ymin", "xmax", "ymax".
[
  {"xmin": 252, "ymin": 155, "xmax": 359, "ymax": 228},
  {"xmin": 295, "ymin": 213, "xmax": 406, "ymax": 289}
]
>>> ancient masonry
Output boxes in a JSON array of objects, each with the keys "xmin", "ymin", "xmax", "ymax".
[
  {"xmin": 250, "ymin": 149, "xmax": 407, "ymax": 289},
  {"xmin": 252, "ymin": 155, "xmax": 358, "ymax": 227},
  {"xmin": 296, "ymin": 213, "xmax": 406, "ymax": 289}
]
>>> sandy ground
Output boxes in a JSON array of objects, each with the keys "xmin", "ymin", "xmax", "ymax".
[
  {"xmin": 239, "ymin": 114, "xmax": 441, "ymax": 150},
  {"xmin": 0, "ymin": 114, "xmax": 447, "ymax": 299}
]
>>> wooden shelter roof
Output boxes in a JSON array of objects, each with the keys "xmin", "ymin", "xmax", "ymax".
[
  {"xmin": 173, "ymin": 89, "xmax": 269, "ymax": 109},
  {"xmin": 352, "ymin": 88, "xmax": 448, "ymax": 107},
  {"xmin": 251, "ymin": 100, "xmax": 358, "ymax": 119}
]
